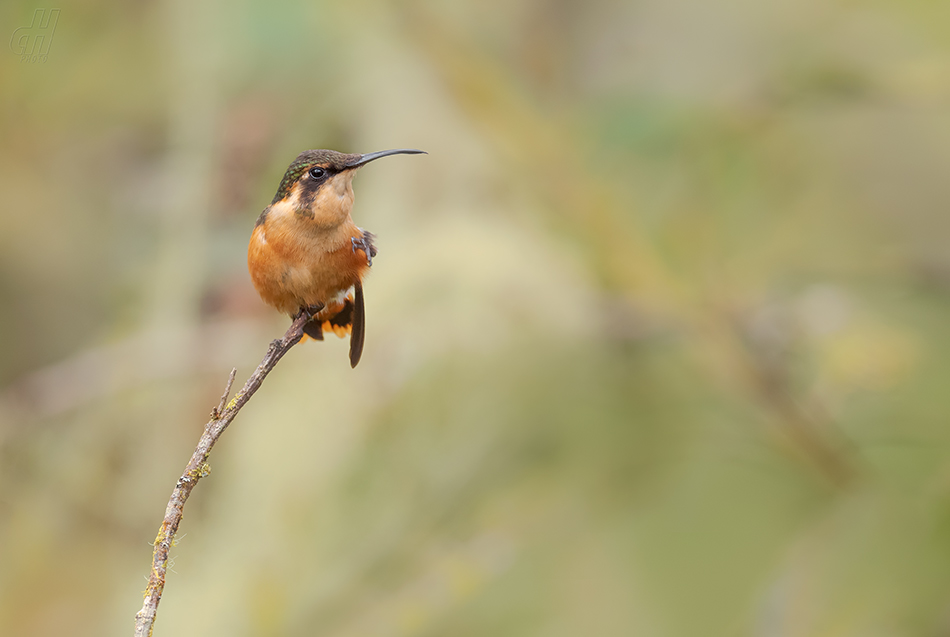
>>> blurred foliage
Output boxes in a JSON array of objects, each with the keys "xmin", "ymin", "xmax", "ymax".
[{"xmin": 2, "ymin": 0, "xmax": 950, "ymax": 635}]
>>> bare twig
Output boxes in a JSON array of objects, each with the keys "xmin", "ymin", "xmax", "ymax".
[
  {"xmin": 133, "ymin": 309, "xmax": 317, "ymax": 637},
  {"xmin": 211, "ymin": 368, "xmax": 237, "ymax": 419}
]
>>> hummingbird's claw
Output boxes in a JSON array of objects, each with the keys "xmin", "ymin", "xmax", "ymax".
[
  {"xmin": 294, "ymin": 303, "xmax": 325, "ymax": 321},
  {"xmin": 351, "ymin": 230, "xmax": 378, "ymax": 267}
]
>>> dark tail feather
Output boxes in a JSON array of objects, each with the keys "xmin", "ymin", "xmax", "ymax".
[
  {"xmin": 302, "ymin": 320, "xmax": 324, "ymax": 340},
  {"xmin": 299, "ymin": 286, "xmax": 365, "ymax": 367},
  {"xmin": 349, "ymin": 282, "xmax": 365, "ymax": 368}
]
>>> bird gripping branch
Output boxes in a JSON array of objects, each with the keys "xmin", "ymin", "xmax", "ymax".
[{"xmin": 248, "ymin": 148, "xmax": 425, "ymax": 367}]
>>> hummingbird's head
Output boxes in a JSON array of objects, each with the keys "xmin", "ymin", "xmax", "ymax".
[{"xmin": 269, "ymin": 148, "xmax": 425, "ymax": 229}]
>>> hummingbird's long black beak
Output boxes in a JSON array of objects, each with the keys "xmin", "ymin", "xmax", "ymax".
[{"xmin": 346, "ymin": 148, "xmax": 426, "ymax": 168}]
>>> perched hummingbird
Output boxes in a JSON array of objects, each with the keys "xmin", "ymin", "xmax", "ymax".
[{"xmin": 248, "ymin": 148, "xmax": 425, "ymax": 367}]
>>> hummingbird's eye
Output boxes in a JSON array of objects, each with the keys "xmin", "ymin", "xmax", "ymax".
[{"xmin": 308, "ymin": 167, "xmax": 327, "ymax": 180}]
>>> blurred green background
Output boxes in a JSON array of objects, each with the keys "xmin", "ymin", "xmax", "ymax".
[{"xmin": 2, "ymin": 0, "xmax": 950, "ymax": 635}]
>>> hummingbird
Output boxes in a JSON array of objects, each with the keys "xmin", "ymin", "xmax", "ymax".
[{"xmin": 248, "ymin": 148, "xmax": 425, "ymax": 367}]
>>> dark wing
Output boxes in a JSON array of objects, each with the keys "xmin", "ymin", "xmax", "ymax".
[{"xmin": 349, "ymin": 281, "xmax": 365, "ymax": 368}]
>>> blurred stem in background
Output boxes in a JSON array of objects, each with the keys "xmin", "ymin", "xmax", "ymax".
[
  {"xmin": 146, "ymin": 0, "xmax": 222, "ymax": 330},
  {"xmin": 402, "ymin": 1, "xmax": 854, "ymax": 486}
]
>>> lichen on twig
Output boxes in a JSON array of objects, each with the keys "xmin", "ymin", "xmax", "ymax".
[{"xmin": 133, "ymin": 309, "xmax": 317, "ymax": 637}]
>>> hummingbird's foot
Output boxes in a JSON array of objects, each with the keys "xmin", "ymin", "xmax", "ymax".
[
  {"xmin": 305, "ymin": 303, "xmax": 325, "ymax": 317},
  {"xmin": 294, "ymin": 303, "xmax": 325, "ymax": 321},
  {"xmin": 351, "ymin": 230, "xmax": 378, "ymax": 267}
]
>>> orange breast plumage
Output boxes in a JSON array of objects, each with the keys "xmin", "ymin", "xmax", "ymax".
[{"xmin": 247, "ymin": 220, "xmax": 369, "ymax": 317}]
